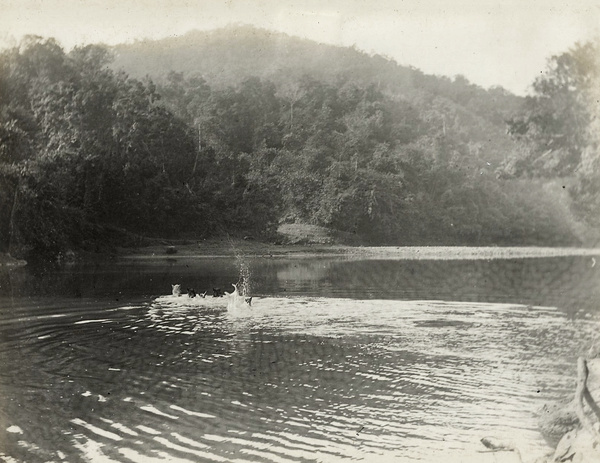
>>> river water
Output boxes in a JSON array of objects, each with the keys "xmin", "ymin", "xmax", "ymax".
[{"xmin": 0, "ymin": 251, "xmax": 599, "ymax": 462}]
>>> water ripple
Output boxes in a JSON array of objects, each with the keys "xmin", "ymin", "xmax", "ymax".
[{"xmin": 1, "ymin": 293, "xmax": 598, "ymax": 462}]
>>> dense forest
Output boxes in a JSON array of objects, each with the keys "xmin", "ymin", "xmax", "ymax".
[{"xmin": 0, "ymin": 27, "xmax": 598, "ymax": 261}]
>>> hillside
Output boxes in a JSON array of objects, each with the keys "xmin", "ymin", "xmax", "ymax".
[
  {"xmin": 112, "ymin": 25, "xmax": 419, "ymax": 90},
  {"xmin": 0, "ymin": 31, "xmax": 595, "ymax": 262},
  {"xmin": 111, "ymin": 25, "xmax": 521, "ymax": 167}
]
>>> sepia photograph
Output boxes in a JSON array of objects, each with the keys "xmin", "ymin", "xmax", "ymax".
[{"xmin": 1, "ymin": 1, "xmax": 599, "ymax": 462}]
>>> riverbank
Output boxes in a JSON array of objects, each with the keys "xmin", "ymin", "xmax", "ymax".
[
  {"xmin": 4, "ymin": 241, "xmax": 599, "ymax": 267},
  {"xmin": 117, "ymin": 238, "xmax": 600, "ymax": 261},
  {"xmin": 117, "ymin": 238, "xmax": 351, "ymax": 259}
]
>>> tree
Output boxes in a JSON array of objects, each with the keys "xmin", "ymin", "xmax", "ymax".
[
  {"xmin": 570, "ymin": 42, "xmax": 600, "ymax": 228},
  {"xmin": 0, "ymin": 38, "xmax": 213, "ymax": 258},
  {"xmin": 506, "ymin": 41, "xmax": 599, "ymax": 177},
  {"xmin": 503, "ymin": 39, "xmax": 600, "ymax": 236}
]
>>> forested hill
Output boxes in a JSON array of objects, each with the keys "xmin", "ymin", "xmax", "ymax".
[
  {"xmin": 112, "ymin": 26, "xmax": 522, "ymax": 166},
  {"xmin": 0, "ymin": 30, "xmax": 597, "ymax": 262},
  {"xmin": 111, "ymin": 25, "xmax": 445, "ymax": 89}
]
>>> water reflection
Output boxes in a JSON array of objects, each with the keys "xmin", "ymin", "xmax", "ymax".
[
  {"xmin": 1, "ymin": 255, "xmax": 598, "ymax": 314},
  {"xmin": 0, "ymin": 254, "xmax": 599, "ymax": 462}
]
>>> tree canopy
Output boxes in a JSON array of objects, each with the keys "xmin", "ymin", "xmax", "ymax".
[
  {"xmin": 0, "ymin": 32, "xmax": 594, "ymax": 261},
  {"xmin": 505, "ymin": 40, "xmax": 600, "ymax": 228}
]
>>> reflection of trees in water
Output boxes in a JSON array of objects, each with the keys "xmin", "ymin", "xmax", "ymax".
[
  {"xmin": 0, "ymin": 264, "xmax": 92, "ymax": 299},
  {"xmin": 0, "ymin": 263, "xmax": 159, "ymax": 299},
  {"xmin": 0, "ymin": 259, "xmax": 244, "ymax": 299},
  {"xmin": 1, "ymin": 256, "xmax": 598, "ymax": 316},
  {"xmin": 322, "ymin": 257, "xmax": 599, "ymax": 314},
  {"xmin": 276, "ymin": 261, "xmax": 333, "ymax": 281}
]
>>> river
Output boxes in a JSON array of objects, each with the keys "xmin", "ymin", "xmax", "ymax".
[{"xmin": 0, "ymin": 250, "xmax": 599, "ymax": 462}]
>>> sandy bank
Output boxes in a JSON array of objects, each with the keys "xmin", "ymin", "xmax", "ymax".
[{"xmin": 118, "ymin": 240, "xmax": 600, "ymax": 261}]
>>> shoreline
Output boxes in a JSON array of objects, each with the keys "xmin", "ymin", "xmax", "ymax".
[
  {"xmin": 117, "ymin": 240, "xmax": 600, "ymax": 261},
  {"xmin": 4, "ymin": 242, "xmax": 599, "ymax": 267}
]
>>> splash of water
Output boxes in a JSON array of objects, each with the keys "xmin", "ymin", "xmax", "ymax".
[
  {"xmin": 225, "ymin": 235, "xmax": 252, "ymax": 297},
  {"xmin": 237, "ymin": 260, "xmax": 251, "ymax": 296}
]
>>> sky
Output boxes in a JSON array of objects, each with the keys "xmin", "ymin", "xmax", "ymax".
[{"xmin": 1, "ymin": 0, "xmax": 599, "ymax": 95}]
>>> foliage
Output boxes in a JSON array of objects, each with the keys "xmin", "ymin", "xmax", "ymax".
[
  {"xmin": 504, "ymin": 40, "xmax": 600, "ymax": 230},
  {"xmin": 0, "ymin": 37, "xmax": 278, "ymax": 259},
  {"xmin": 156, "ymin": 68, "xmax": 582, "ymax": 246},
  {"xmin": 506, "ymin": 42, "xmax": 598, "ymax": 177},
  {"xmin": 0, "ymin": 33, "xmax": 591, "ymax": 260}
]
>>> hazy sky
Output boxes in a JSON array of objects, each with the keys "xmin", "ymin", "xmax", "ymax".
[{"xmin": 1, "ymin": 0, "xmax": 598, "ymax": 95}]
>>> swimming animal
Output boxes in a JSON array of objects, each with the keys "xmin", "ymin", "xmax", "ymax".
[
  {"xmin": 187, "ymin": 288, "xmax": 196, "ymax": 298},
  {"xmin": 224, "ymin": 283, "xmax": 254, "ymax": 313},
  {"xmin": 224, "ymin": 283, "xmax": 240, "ymax": 308},
  {"xmin": 213, "ymin": 288, "xmax": 224, "ymax": 297},
  {"xmin": 172, "ymin": 284, "xmax": 182, "ymax": 297},
  {"xmin": 224, "ymin": 283, "xmax": 240, "ymax": 299},
  {"xmin": 200, "ymin": 290, "xmax": 207, "ymax": 298}
]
